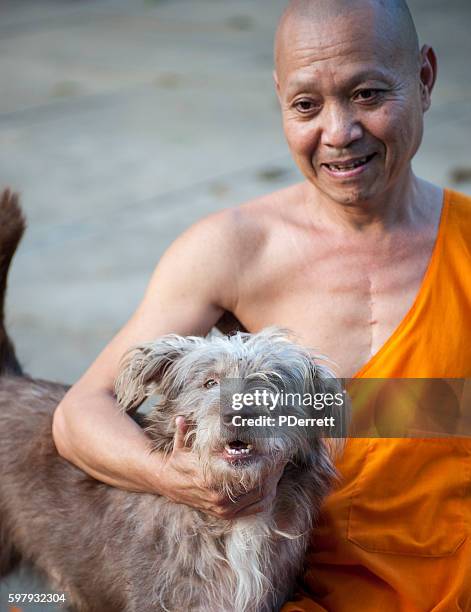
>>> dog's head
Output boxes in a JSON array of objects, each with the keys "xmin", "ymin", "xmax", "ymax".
[{"xmin": 115, "ymin": 327, "xmax": 346, "ymax": 493}]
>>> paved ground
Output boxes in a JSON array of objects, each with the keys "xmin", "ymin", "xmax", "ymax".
[{"xmin": 0, "ymin": 0, "xmax": 470, "ymax": 609}]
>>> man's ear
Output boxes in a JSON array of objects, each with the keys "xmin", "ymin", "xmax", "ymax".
[
  {"xmin": 114, "ymin": 335, "xmax": 196, "ymax": 412},
  {"xmin": 419, "ymin": 45, "xmax": 437, "ymax": 112}
]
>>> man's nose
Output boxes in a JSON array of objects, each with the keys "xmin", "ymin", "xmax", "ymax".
[{"xmin": 320, "ymin": 103, "xmax": 363, "ymax": 149}]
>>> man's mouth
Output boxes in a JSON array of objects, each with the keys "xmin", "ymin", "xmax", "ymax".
[
  {"xmin": 223, "ymin": 440, "xmax": 254, "ymax": 462},
  {"xmin": 321, "ymin": 153, "xmax": 377, "ymax": 174}
]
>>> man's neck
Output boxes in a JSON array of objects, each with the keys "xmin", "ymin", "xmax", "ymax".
[{"xmin": 302, "ymin": 171, "xmax": 442, "ymax": 238}]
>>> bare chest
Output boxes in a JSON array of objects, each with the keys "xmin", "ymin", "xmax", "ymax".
[{"xmin": 236, "ymin": 235, "xmax": 436, "ymax": 378}]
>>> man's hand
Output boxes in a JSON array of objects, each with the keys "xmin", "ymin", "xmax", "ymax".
[{"xmin": 157, "ymin": 416, "xmax": 285, "ymax": 519}]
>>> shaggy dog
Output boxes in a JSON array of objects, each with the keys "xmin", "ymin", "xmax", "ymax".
[{"xmin": 0, "ymin": 191, "xmax": 344, "ymax": 612}]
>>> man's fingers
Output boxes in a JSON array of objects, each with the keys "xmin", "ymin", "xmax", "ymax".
[
  {"xmin": 166, "ymin": 454, "xmax": 286, "ymax": 518},
  {"xmin": 208, "ymin": 463, "xmax": 287, "ymax": 518},
  {"xmin": 173, "ymin": 416, "xmax": 188, "ymax": 451},
  {"xmin": 217, "ymin": 497, "xmax": 267, "ymax": 519},
  {"xmin": 212, "ymin": 488, "xmax": 264, "ymax": 516},
  {"xmin": 232, "ymin": 487, "xmax": 264, "ymax": 508}
]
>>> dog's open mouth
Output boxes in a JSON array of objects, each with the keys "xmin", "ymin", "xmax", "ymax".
[{"xmin": 222, "ymin": 440, "xmax": 254, "ymax": 462}]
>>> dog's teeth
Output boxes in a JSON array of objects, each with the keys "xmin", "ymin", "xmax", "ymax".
[{"xmin": 224, "ymin": 444, "xmax": 252, "ymax": 456}]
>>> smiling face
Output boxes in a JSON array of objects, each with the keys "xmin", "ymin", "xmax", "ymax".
[{"xmin": 274, "ymin": 0, "xmax": 435, "ymax": 207}]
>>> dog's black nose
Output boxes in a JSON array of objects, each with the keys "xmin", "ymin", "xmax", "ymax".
[
  {"xmin": 221, "ymin": 408, "xmax": 235, "ymax": 426},
  {"xmin": 221, "ymin": 403, "xmax": 265, "ymax": 426}
]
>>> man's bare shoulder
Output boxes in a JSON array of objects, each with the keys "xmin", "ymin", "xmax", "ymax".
[
  {"xmin": 237, "ymin": 182, "xmax": 306, "ymax": 224},
  {"xmin": 151, "ymin": 182, "xmax": 306, "ymax": 317},
  {"xmin": 171, "ymin": 182, "xmax": 303, "ymax": 259},
  {"xmin": 197, "ymin": 182, "xmax": 305, "ymax": 250}
]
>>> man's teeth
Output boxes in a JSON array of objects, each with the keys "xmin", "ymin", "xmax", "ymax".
[{"xmin": 327, "ymin": 156, "xmax": 370, "ymax": 171}]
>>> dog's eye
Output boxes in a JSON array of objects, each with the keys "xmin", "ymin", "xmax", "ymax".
[{"xmin": 203, "ymin": 378, "xmax": 219, "ymax": 389}]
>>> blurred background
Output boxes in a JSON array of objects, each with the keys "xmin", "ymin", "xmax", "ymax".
[
  {"xmin": 1, "ymin": 0, "xmax": 471, "ymax": 385},
  {"xmin": 0, "ymin": 0, "xmax": 470, "ymax": 606}
]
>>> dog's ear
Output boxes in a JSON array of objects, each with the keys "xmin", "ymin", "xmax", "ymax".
[
  {"xmin": 114, "ymin": 335, "xmax": 197, "ymax": 412},
  {"xmin": 304, "ymin": 359, "xmax": 349, "ymax": 457}
]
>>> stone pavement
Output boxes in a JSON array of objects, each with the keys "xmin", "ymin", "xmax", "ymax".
[{"xmin": 0, "ymin": 0, "xmax": 470, "ymax": 608}]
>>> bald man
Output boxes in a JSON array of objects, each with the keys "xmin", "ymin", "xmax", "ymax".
[{"xmin": 52, "ymin": 0, "xmax": 471, "ymax": 610}]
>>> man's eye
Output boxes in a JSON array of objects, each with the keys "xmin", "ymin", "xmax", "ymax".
[
  {"xmin": 293, "ymin": 99, "xmax": 318, "ymax": 113},
  {"xmin": 203, "ymin": 378, "xmax": 219, "ymax": 389},
  {"xmin": 354, "ymin": 89, "xmax": 383, "ymax": 102}
]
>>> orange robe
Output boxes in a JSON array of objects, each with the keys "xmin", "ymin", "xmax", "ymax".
[{"xmin": 282, "ymin": 189, "xmax": 471, "ymax": 612}]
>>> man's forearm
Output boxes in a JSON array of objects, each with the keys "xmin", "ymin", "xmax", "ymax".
[{"xmin": 52, "ymin": 389, "xmax": 164, "ymax": 494}]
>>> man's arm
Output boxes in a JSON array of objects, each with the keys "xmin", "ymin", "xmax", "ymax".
[{"xmin": 52, "ymin": 211, "xmax": 281, "ymax": 518}]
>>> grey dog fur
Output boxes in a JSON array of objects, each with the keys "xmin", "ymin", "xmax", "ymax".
[{"xmin": 0, "ymin": 191, "xmax": 343, "ymax": 612}]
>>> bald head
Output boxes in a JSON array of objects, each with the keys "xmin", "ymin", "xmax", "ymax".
[{"xmin": 275, "ymin": 0, "xmax": 420, "ymax": 78}]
